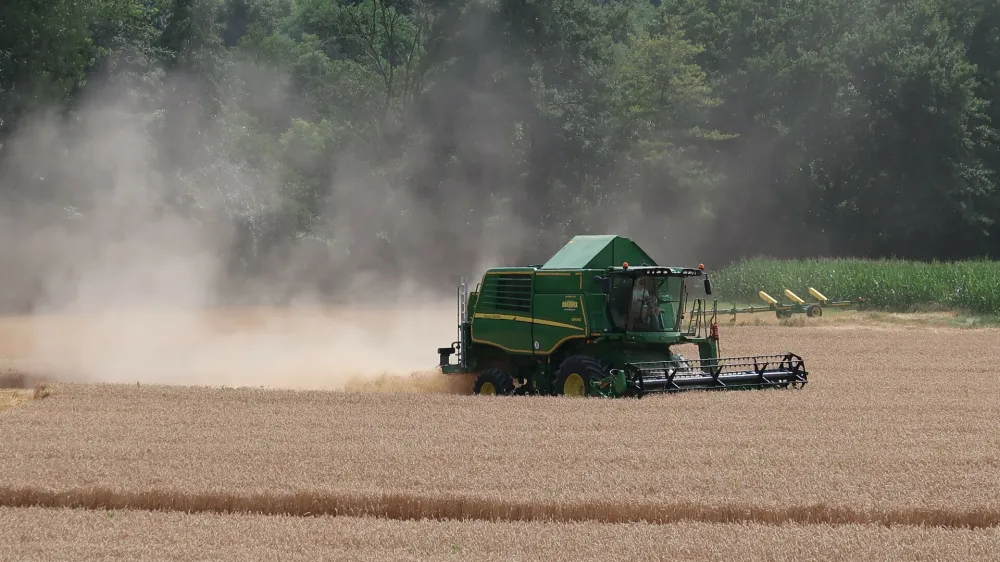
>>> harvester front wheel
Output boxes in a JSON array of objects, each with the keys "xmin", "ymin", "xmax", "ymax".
[
  {"xmin": 473, "ymin": 368, "xmax": 514, "ymax": 396},
  {"xmin": 555, "ymin": 355, "xmax": 604, "ymax": 397}
]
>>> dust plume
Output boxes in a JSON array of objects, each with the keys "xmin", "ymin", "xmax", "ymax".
[
  {"xmin": 0, "ymin": 56, "xmax": 486, "ymax": 391},
  {"xmin": 1, "ymin": 305, "xmax": 471, "ymax": 391}
]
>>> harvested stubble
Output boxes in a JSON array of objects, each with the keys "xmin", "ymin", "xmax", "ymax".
[
  {"xmin": 2, "ymin": 507, "xmax": 998, "ymax": 562},
  {"xmin": 0, "ymin": 389, "xmax": 32, "ymax": 412},
  {"xmin": 0, "ymin": 324, "xmax": 998, "ymax": 529}
]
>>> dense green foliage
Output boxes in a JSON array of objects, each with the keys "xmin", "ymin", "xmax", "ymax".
[
  {"xmin": 713, "ymin": 258, "xmax": 1000, "ymax": 314},
  {"xmin": 1, "ymin": 0, "xmax": 999, "ymax": 306}
]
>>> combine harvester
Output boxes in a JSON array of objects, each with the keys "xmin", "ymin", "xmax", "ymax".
[
  {"xmin": 436, "ymin": 235, "xmax": 808, "ymax": 398},
  {"xmin": 723, "ymin": 288, "xmax": 866, "ymax": 320}
]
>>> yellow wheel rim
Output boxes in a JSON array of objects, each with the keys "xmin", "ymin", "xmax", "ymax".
[
  {"xmin": 479, "ymin": 382, "xmax": 496, "ymax": 395},
  {"xmin": 563, "ymin": 373, "xmax": 586, "ymax": 397}
]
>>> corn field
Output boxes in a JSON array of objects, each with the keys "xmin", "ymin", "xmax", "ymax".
[{"xmin": 713, "ymin": 258, "xmax": 1000, "ymax": 314}]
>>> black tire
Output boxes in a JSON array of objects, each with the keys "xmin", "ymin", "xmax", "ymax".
[
  {"xmin": 473, "ymin": 368, "xmax": 514, "ymax": 396},
  {"xmin": 806, "ymin": 304, "xmax": 822, "ymax": 317},
  {"xmin": 555, "ymin": 355, "xmax": 605, "ymax": 397}
]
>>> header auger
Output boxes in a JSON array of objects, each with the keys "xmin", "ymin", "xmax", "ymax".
[{"xmin": 436, "ymin": 235, "xmax": 808, "ymax": 398}]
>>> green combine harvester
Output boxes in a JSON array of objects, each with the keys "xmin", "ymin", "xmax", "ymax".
[{"xmin": 436, "ymin": 235, "xmax": 808, "ymax": 397}]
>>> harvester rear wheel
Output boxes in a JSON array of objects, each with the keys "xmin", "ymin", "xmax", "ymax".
[
  {"xmin": 555, "ymin": 355, "xmax": 604, "ymax": 397},
  {"xmin": 474, "ymin": 368, "xmax": 514, "ymax": 396}
]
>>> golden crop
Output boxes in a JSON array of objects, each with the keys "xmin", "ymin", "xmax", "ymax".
[
  {"xmin": 1, "ymin": 507, "xmax": 997, "ymax": 561},
  {"xmin": 1, "ymin": 310, "xmax": 998, "ymax": 559}
]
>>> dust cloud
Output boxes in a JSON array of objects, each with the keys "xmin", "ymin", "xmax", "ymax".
[
  {"xmin": 0, "ymin": 63, "xmax": 487, "ymax": 392},
  {"xmin": 1, "ymin": 306, "xmax": 467, "ymax": 391}
]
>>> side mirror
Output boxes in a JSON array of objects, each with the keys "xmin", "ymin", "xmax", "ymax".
[{"xmin": 704, "ymin": 277, "xmax": 713, "ymax": 295}]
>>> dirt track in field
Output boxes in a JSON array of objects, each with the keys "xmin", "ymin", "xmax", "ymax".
[{"xmin": 1, "ymin": 484, "xmax": 997, "ymax": 529}]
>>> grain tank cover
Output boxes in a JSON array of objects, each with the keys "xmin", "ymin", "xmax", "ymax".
[{"xmin": 539, "ymin": 235, "xmax": 658, "ymax": 270}]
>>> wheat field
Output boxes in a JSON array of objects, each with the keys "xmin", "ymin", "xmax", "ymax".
[
  {"xmin": 2, "ymin": 507, "xmax": 997, "ymax": 561},
  {"xmin": 0, "ymin": 307, "xmax": 998, "ymax": 559}
]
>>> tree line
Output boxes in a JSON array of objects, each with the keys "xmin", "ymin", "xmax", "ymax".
[{"xmin": 1, "ymin": 0, "xmax": 998, "ymax": 299}]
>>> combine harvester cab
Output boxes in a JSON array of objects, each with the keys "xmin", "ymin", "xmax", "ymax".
[{"xmin": 436, "ymin": 235, "xmax": 808, "ymax": 397}]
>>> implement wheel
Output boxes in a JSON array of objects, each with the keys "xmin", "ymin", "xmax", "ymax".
[
  {"xmin": 806, "ymin": 304, "xmax": 822, "ymax": 317},
  {"xmin": 555, "ymin": 355, "xmax": 603, "ymax": 397},
  {"xmin": 473, "ymin": 368, "xmax": 514, "ymax": 396}
]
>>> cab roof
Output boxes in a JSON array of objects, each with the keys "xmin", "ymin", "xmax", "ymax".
[{"xmin": 540, "ymin": 235, "xmax": 658, "ymax": 270}]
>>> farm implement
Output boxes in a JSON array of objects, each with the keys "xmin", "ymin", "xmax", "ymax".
[
  {"xmin": 436, "ymin": 234, "xmax": 809, "ymax": 398},
  {"xmin": 723, "ymin": 288, "xmax": 866, "ymax": 320}
]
